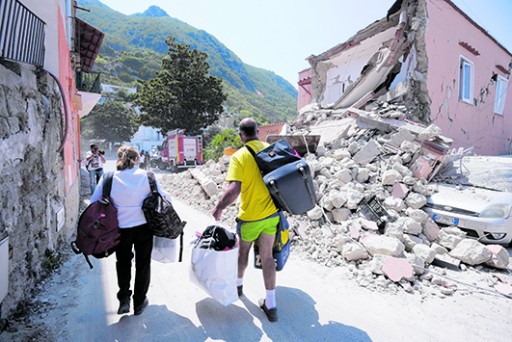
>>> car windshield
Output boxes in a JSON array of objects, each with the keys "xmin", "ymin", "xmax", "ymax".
[{"xmin": 433, "ymin": 156, "xmax": 512, "ymax": 192}]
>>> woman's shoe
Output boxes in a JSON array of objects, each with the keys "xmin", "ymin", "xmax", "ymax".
[
  {"xmin": 134, "ymin": 298, "xmax": 149, "ymax": 316},
  {"xmin": 117, "ymin": 297, "xmax": 130, "ymax": 315}
]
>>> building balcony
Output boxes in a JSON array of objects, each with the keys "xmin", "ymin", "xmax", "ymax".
[
  {"xmin": 75, "ymin": 70, "xmax": 101, "ymax": 93},
  {"xmin": 0, "ymin": 0, "xmax": 45, "ymax": 67}
]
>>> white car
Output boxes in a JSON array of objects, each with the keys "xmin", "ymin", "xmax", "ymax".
[{"xmin": 423, "ymin": 155, "xmax": 512, "ymax": 245}]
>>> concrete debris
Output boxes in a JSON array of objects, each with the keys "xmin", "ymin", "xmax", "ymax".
[
  {"xmin": 361, "ymin": 235, "xmax": 405, "ymax": 257},
  {"xmin": 160, "ymin": 103, "xmax": 512, "ymax": 297},
  {"xmin": 190, "ymin": 168, "xmax": 218, "ymax": 198},
  {"xmin": 438, "ymin": 227, "xmax": 466, "ymax": 250},
  {"xmin": 431, "ymin": 253, "xmax": 460, "ymax": 270},
  {"xmin": 422, "ymin": 219, "xmax": 440, "ymax": 242},
  {"xmin": 449, "ymin": 239, "xmax": 492, "ymax": 266},
  {"xmin": 494, "ymin": 283, "xmax": 512, "ymax": 297},
  {"xmin": 382, "ymin": 256, "xmax": 414, "ymax": 282},
  {"xmin": 412, "ymin": 244, "xmax": 436, "ymax": 264},
  {"xmin": 484, "ymin": 245, "xmax": 510, "ymax": 270},
  {"xmin": 307, "ymin": 206, "xmax": 324, "ymax": 220},
  {"xmin": 391, "ymin": 182, "xmax": 409, "ymax": 199},
  {"xmin": 342, "ymin": 242, "xmax": 369, "ymax": 261},
  {"xmin": 352, "ymin": 140, "xmax": 381, "ymax": 165},
  {"xmin": 331, "ymin": 208, "xmax": 352, "ymax": 223}
]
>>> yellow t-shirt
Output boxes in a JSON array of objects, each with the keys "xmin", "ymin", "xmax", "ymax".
[{"xmin": 226, "ymin": 140, "xmax": 278, "ymax": 221}]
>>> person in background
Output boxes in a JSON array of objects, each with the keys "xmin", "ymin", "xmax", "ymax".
[
  {"xmin": 212, "ymin": 118, "xmax": 280, "ymax": 322},
  {"xmin": 90, "ymin": 146, "xmax": 167, "ymax": 316},
  {"xmin": 85, "ymin": 144, "xmax": 106, "ymax": 194},
  {"xmin": 145, "ymin": 151, "xmax": 151, "ymax": 169},
  {"xmin": 139, "ymin": 150, "xmax": 146, "ymax": 170}
]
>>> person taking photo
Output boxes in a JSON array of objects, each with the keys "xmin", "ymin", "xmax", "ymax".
[{"xmin": 85, "ymin": 144, "xmax": 106, "ymax": 194}]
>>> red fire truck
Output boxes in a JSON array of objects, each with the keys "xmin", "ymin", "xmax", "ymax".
[{"xmin": 154, "ymin": 130, "xmax": 203, "ymax": 172}]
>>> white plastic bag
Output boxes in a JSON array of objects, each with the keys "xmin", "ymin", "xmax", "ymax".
[
  {"xmin": 190, "ymin": 246, "xmax": 238, "ymax": 306},
  {"xmin": 151, "ymin": 236, "xmax": 177, "ymax": 263}
]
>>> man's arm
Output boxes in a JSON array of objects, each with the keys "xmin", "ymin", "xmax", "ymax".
[
  {"xmin": 85, "ymin": 152, "xmax": 95, "ymax": 162},
  {"xmin": 212, "ymin": 181, "xmax": 241, "ymax": 221}
]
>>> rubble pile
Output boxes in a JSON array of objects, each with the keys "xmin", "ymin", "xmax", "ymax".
[{"xmin": 159, "ymin": 104, "xmax": 512, "ymax": 298}]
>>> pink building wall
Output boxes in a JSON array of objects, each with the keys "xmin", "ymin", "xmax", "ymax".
[
  {"xmin": 57, "ymin": 8, "xmax": 80, "ymax": 193},
  {"xmin": 425, "ymin": 0, "xmax": 512, "ymax": 155},
  {"xmin": 297, "ymin": 68, "xmax": 312, "ymax": 111}
]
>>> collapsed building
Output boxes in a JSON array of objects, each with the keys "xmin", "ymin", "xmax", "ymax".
[
  {"xmin": 159, "ymin": 0, "xmax": 512, "ymax": 298},
  {"xmin": 161, "ymin": 103, "xmax": 511, "ymax": 298},
  {"xmin": 298, "ymin": 0, "xmax": 512, "ymax": 156}
]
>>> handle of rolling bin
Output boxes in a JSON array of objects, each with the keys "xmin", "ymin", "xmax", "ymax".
[
  {"xmin": 297, "ymin": 162, "xmax": 316, "ymax": 202},
  {"xmin": 268, "ymin": 179, "xmax": 293, "ymax": 213}
]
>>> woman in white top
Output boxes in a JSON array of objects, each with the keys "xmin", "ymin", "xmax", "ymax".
[{"xmin": 91, "ymin": 146, "xmax": 166, "ymax": 316}]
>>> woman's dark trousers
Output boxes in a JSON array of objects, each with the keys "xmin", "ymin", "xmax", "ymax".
[{"xmin": 115, "ymin": 225, "xmax": 153, "ymax": 307}]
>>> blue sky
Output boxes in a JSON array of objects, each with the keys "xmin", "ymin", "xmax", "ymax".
[{"xmin": 97, "ymin": 0, "xmax": 512, "ymax": 87}]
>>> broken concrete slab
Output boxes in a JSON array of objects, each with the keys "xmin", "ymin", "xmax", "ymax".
[
  {"xmin": 431, "ymin": 253, "xmax": 461, "ymax": 270},
  {"xmin": 352, "ymin": 140, "xmax": 381, "ymax": 165},
  {"xmin": 332, "ymin": 208, "xmax": 351, "ymax": 223},
  {"xmin": 308, "ymin": 118, "xmax": 356, "ymax": 146},
  {"xmin": 438, "ymin": 227, "xmax": 466, "ymax": 250},
  {"xmin": 392, "ymin": 182, "xmax": 409, "ymax": 198},
  {"xmin": 382, "ymin": 169, "xmax": 402, "ymax": 185},
  {"xmin": 360, "ymin": 218, "xmax": 379, "ymax": 231},
  {"xmin": 360, "ymin": 235, "xmax": 405, "ymax": 257},
  {"xmin": 449, "ymin": 239, "xmax": 492, "ymax": 266},
  {"xmin": 422, "ymin": 219, "xmax": 440, "ymax": 242},
  {"xmin": 404, "ymin": 192, "xmax": 427, "ymax": 209},
  {"xmin": 484, "ymin": 245, "xmax": 510, "ymax": 269},
  {"xmin": 190, "ymin": 168, "xmax": 218, "ymax": 198},
  {"xmin": 494, "ymin": 283, "xmax": 512, "ymax": 297},
  {"xmin": 382, "ymin": 256, "xmax": 414, "ymax": 282},
  {"xmin": 412, "ymin": 244, "xmax": 436, "ymax": 264},
  {"xmin": 342, "ymin": 242, "xmax": 369, "ymax": 261},
  {"xmin": 307, "ymin": 205, "xmax": 324, "ymax": 220}
]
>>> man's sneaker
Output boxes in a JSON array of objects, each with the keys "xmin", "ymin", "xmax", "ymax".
[
  {"xmin": 258, "ymin": 299, "xmax": 278, "ymax": 322},
  {"xmin": 117, "ymin": 297, "xmax": 130, "ymax": 315},
  {"xmin": 134, "ymin": 298, "xmax": 149, "ymax": 316},
  {"xmin": 237, "ymin": 285, "xmax": 243, "ymax": 297}
]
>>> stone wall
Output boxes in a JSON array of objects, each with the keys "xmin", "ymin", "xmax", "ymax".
[{"xmin": 0, "ymin": 61, "xmax": 80, "ymax": 317}]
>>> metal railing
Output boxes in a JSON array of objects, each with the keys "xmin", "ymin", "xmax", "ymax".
[
  {"xmin": 75, "ymin": 71, "xmax": 101, "ymax": 93},
  {"xmin": 0, "ymin": 0, "xmax": 45, "ymax": 67}
]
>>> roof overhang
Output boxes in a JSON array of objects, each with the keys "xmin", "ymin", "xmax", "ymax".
[{"xmin": 75, "ymin": 18, "xmax": 104, "ymax": 72}]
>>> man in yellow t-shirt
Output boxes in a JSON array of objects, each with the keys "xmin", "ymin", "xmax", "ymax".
[{"xmin": 213, "ymin": 118, "xmax": 279, "ymax": 322}]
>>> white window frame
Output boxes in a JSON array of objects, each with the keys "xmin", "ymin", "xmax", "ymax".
[
  {"xmin": 458, "ymin": 56, "xmax": 474, "ymax": 104},
  {"xmin": 494, "ymin": 75, "xmax": 508, "ymax": 115}
]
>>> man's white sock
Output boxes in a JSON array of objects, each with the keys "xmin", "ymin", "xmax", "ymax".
[
  {"xmin": 265, "ymin": 289, "xmax": 276, "ymax": 309},
  {"xmin": 237, "ymin": 278, "xmax": 243, "ymax": 287}
]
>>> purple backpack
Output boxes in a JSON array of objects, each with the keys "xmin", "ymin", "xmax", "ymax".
[{"xmin": 71, "ymin": 172, "xmax": 120, "ymax": 269}]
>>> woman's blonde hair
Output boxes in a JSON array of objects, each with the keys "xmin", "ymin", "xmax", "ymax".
[{"xmin": 116, "ymin": 146, "xmax": 139, "ymax": 170}]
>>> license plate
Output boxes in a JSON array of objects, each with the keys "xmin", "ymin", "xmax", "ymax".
[{"xmin": 433, "ymin": 213, "xmax": 459, "ymax": 225}]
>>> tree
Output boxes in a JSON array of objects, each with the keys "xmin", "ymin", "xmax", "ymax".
[
  {"xmin": 136, "ymin": 37, "xmax": 226, "ymax": 135},
  {"xmin": 81, "ymin": 101, "xmax": 139, "ymax": 143},
  {"xmin": 204, "ymin": 128, "xmax": 242, "ymax": 162}
]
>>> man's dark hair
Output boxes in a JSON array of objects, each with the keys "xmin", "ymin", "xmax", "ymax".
[
  {"xmin": 90, "ymin": 144, "xmax": 98, "ymax": 149},
  {"xmin": 239, "ymin": 119, "xmax": 258, "ymax": 138}
]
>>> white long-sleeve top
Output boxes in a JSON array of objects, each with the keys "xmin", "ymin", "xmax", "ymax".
[{"xmin": 90, "ymin": 167, "xmax": 169, "ymax": 228}]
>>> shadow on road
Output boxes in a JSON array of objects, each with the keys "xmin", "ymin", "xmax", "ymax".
[
  {"xmin": 196, "ymin": 298, "xmax": 263, "ymax": 342},
  {"xmin": 242, "ymin": 286, "xmax": 372, "ymax": 342},
  {"xmin": 107, "ymin": 304, "xmax": 207, "ymax": 341}
]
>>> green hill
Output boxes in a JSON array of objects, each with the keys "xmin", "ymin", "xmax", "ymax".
[{"xmin": 77, "ymin": 0, "xmax": 297, "ymax": 124}]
